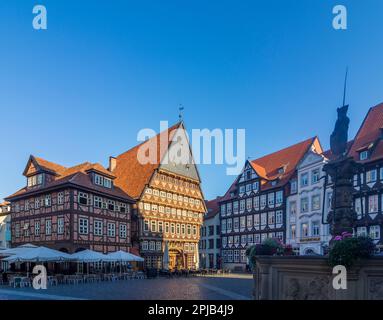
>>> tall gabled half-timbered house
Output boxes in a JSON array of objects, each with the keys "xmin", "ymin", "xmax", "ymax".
[
  {"xmin": 219, "ymin": 137, "xmax": 322, "ymax": 270},
  {"xmin": 112, "ymin": 122, "xmax": 206, "ymax": 269}
]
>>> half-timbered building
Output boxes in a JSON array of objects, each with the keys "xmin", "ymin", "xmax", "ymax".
[
  {"xmin": 347, "ymin": 103, "xmax": 383, "ymax": 249},
  {"xmin": 219, "ymin": 137, "xmax": 322, "ymax": 270},
  {"xmin": 5, "ymin": 156, "xmax": 135, "ymax": 254},
  {"xmin": 112, "ymin": 122, "xmax": 206, "ymax": 269}
]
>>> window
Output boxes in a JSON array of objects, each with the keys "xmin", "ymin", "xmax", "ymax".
[
  {"xmin": 78, "ymin": 218, "xmax": 88, "ymax": 235},
  {"xmin": 268, "ymin": 193, "xmax": 275, "ymax": 207},
  {"xmin": 27, "ymin": 174, "xmax": 43, "ymax": 187},
  {"xmin": 187, "ymin": 225, "xmax": 191, "ymax": 235},
  {"xmin": 290, "ymin": 201, "xmax": 297, "ymax": 215},
  {"xmin": 25, "ymin": 200, "xmax": 29, "ymax": 210},
  {"xmin": 151, "ymin": 220, "xmax": 157, "ymax": 232},
  {"xmin": 143, "ymin": 220, "xmax": 149, "ymax": 232},
  {"xmin": 259, "ymin": 213, "xmax": 266, "ymax": 226},
  {"xmin": 120, "ymin": 224, "xmax": 127, "ymax": 238},
  {"xmin": 246, "ymin": 198, "xmax": 252, "ymax": 211},
  {"xmin": 24, "ymin": 224, "xmax": 29, "ymax": 237},
  {"xmin": 380, "ymin": 167, "xmax": 383, "ymax": 180},
  {"xmin": 301, "ymin": 198, "xmax": 309, "ymax": 213},
  {"xmin": 158, "ymin": 221, "xmax": 163, "ymax": 233},
  {"xmin": 208, "ymin": 225, "xmax": 214, "ymax": 236},
  {"xmin": 312, "ymin": 221, "xmax": 320, "ymax": 236},
  {"xmin": 268, "ymin": 212, "xmax": 275, "ymax": 225},
  {"xmin": 255, "ymin": 234, "xmax": 261, "ymax": 244},
  {"xmin": 353, "ymin": 174, "xmax": 359, "ymax": 186},
  {"xmin": 290, "ymin": 179, "xmax": 298, "ymax": 193},
  {"xmin": 247, "ymin": 215, "xmax": 253, "ymax": 229},
  {"xmin": 366, "ymin": 170, "xmax": 377, "ymax": 183},
  {"xmin": 359, "ymin": 151, "xmax": 368, "ymax": 161},
  {"xmin": 107, "ymin": 223, "xmax": 116, "ymax": 237},
  {"xmin": 35, "ymin": 221, "xmax": 40, "ymax": 236},
  {"xmin": 240, "ymin": 200, "xmax": 245, "ymax": 212},
  {"xmin": 312, "ymin": 195, "xmax": 321, "ymax": 211},
  {"xmin": 246, "ymin": 184, "xmax": 252, "ymax": 192},
  {"xmin": 368, "ymin": 195, "xmax": 378, "ymax": 213},
  {"xmin": 369, "ymin": 225, "xmax": 380, "ymax": 240},
  {"xmin": 221, "ymin": 204, "xmax": 226, "ymax": 216},
  {"xmin": 227, "ymin": 219, "xmax": 232, "ymax": 232},
  {"xmin": 45, "ymin": 195, "xmax": 51, "ymax": 207},
  {"xmin": 171, "ymin": 223, "xmax": 175, "ymax": 234},
  {"xmin": 253, "ymin": 181, "xmax": 259, "ymax": 191},
  {"xmin": 355, "ymin": 198, "xmax": 363, "ymax": 218},
  {"xmin": 221, "ymin": 220, "xmax": 226, "ymax": 233},
  {"xmin": 357, "ymin": 226, "xmax": 367, "ymax": 237},
  {"xmin": 312, "ymin": 169, "xmax": 320, "ymax": 184},
  {"xmin": 176, "ymin": 224, "xmax": 180, "ymax": 234},
  {"xmin": 78, "ymin": 192, "xmax": 89, "ymax": 205},
  {"xmin": 240, "ymin": 216, "xmax": 246, "ymax": 229},
  {"xmin": 45, "ymin": 219, "xmax": 52, "ymax": 235},
  {"xmin": 35, "ymin": 198, "xmax": 40, "ymax": 209},
  {"xmin": 260, "ymin": 195, "xmax": 267, "ymax": 208},
  {"xmin": 233, "ymin": 201, "xmax": 239, "ymax": 214},
  {"xmin": 144, "ymin": 203, "xmax": 151, "ymax": 211},
  {"xmin": 290, "ymin": 225, "xmax": 296, "ymax": 239},
  {"xmin": 276, "ymin": 232, "xmax": 283, "ymax": 241},
  {"xmin": 94, "ymin": 196, "xmax": 102, "ymax": 208},
  {"xmin": 94, "ymin": 220, "xmax": 103, "ymax": 236},
  {"xmin": 165, "ymin": 222, "xmax": 169, "ymax": 233},
  {"xmin": 239, "ymin": 185, "xmax": 245, "ymax": 194},
  {"xmin": 58, "ymin": 218, "xmax": 64, "ymax": 234},
  {"xmin": 233, "ymin": 218, "xmax": 239, "ymax": 230},
  {"xmin": 108, "ymin": 200, "xmax": 116, "ymax": 211},
  {"xmin": 156, "ymin": 242, "xmax": 162, "ymax": 251},
  {"xmin": 253, "ymin": 214, "xmax": 260, "ymax": 227},
  {"xmin": 276, "ymin": 191, "xmax": 283, "ymax": 205},
  {"xmin": 149, "ymin": 241, "xmax": 155, "ymax": 251},
  {"xmin": 141, "ymin": 241, "xmax": 148, "ymax": 251},
  {"xmin": 276, "ymin": 210, "xmax": 283, "ymax": 224},
  {"xmin": 15, "ymin": 224, "xmax": 20, "ymax": 238},
  {"xmin": 58, "ymin": 192, "xmax": 64, "ymax": 205},
  {"xmin": 301, "ymin": 173, "xmax": 309, "ymax": 187},
  {"xmin": 301, "ymin": 223, "xmax": 308, "ymax": 237},
  {"xmin": 226, "ymin": 202, "xmax": 232, "ymax": 215},
  {"xmin": 254, "ymin": 197, "xmax": 260, "ymax": 210},
  {"xmin": 120, "ymin": 203, "xmax": 127, "ymax": 213}
]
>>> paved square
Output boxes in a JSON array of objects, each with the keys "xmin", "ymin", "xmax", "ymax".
[{"xmin": 0, "ymin": 274, "xmax": 253, "ymax": 300}]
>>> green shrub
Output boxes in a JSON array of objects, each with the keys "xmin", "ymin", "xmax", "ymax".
[{"xmin": 328, "ymin": 236, "xmax": 375, "ymax": 268}]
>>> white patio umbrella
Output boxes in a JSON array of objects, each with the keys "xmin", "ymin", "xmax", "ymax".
[
  {"xmin": 0, "ymin": 243, "xmax": 38, "ymax": 257},
  {"xmin": 107, "ymin": 250, "xmax": 144, "ymax": 262},
  {"xmin": 163, "ymin": 242, "xmax": 169, "ymax": 270},
  {"xmin": 3, "ymin": 246, "xmax": 71, "ymax": 263},
  {"xmin": 70, "ymin": 249, "xmax": 114, "ymax": 274},
  {"xmin": 3, "ymin": 246, "xmax": 72, "ymax": 277}
]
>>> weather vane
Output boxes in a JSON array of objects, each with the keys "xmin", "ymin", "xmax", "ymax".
[{"xmin": 178, "ymin": 104, "xmax": 184, "ymax": 121}]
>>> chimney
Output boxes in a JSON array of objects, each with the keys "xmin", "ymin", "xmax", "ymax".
[{"xmin": 109, "ymin": 156, "xmax": 117, "ymax": 172}]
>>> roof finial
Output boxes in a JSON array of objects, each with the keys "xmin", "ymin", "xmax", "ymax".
[
  {"xmin": 342, "ymin": 67, "xmax": 348, "ymax": 107},
  {"xmin": 178, "ymin": 104, "xmax": 184, "ymax": 121}
]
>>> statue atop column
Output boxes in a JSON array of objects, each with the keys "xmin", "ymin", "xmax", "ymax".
[
  {"xmin": 324, "ymin": 104, "xmax": 359, "ymax": 236},
  {"xmin": 330, "ymin": 105, "xmax": 350, "ymax": 158}
]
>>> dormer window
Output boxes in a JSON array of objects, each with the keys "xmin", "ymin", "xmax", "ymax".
[
  {"xmin": 278, "ymin": 167, "xmax": 285, "ymax": 174},
  {"xmin": 360, "ymin": 151, "xmax": 368, "ymax": 161},
  {"xmin": 27, "ymin": 174, "xmax": 43, "ymax": 187},
  {"xmin": 94, "ymin": 174, "xmax": 112, "ymax": 189}
]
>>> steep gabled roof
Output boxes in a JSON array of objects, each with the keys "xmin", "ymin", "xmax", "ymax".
[
  {"xmin": 112, "ymin": 122, "xmax": 183, "ymax": 199},
  {"xmin": 7, "ymin": 156, "xmax": 130, "ymax": 202},
  {"xmin": 347, "ymin": 102, "xmax": 383, "ymax": 162},
  {"xmin": 204, "ymin": 197, "xmax": 222, "ymax": 220},
  {"xmin": 250, "ymin": 137, "xmax": 321, "ymax": 189}
]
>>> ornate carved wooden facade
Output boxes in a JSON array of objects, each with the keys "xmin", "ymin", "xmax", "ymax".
[{"xmin": 112, "ymin": 122, "xmax": 206, "ymax": 269}]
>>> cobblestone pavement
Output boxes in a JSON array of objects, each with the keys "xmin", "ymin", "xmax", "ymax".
[{"xmin": 0, "ymin": 274, "xmax": 253, "ymax": 300}]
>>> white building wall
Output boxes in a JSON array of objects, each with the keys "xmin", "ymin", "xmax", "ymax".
[
  {"xmin": 286, "ymin": 152, "xmax": 332, "ymax": 255},
  {"xmin": 199, "ymin": 214, "xmax": 221, "ymax": 269}
]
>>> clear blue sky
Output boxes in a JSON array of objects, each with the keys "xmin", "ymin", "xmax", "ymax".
[{"xmin": 1, "ymin": 0, "xmax": 383, "ymax": 201}]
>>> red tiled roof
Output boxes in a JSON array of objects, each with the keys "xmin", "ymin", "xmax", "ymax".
[
  {"xmin": 6, "ymin": 156, "xmax": 132, "ymax": 202},
  {"xmin": 219, "ymin": 137, "xmax": 319, "ymax": 202},
  {"xmin": 0, "ymin": 201, "xmax": 10, "ymax": 207},
  {"xmin": 250, "ymin": 137, "xmax": 321, "ymax": 189},
  {"xmin": 204, "ymin": 197, "xmax": 222, "ymax": 220},
  {"xmin": 112, "ymin": 122, "xmax": 183, "ymax": 199},
  {"xmin": 348, "ymin": 102, "xmax": 383, "ymax": 162}
]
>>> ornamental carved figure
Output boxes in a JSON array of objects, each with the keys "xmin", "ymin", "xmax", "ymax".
[{"xmin": 330, "ymin": 105, "xmax": 350, "ymax": 158}]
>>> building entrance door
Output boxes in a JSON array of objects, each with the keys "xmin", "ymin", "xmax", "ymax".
[{"xmin": 169, "ymin": 249, "xmax": 184, "ymax": 269}]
